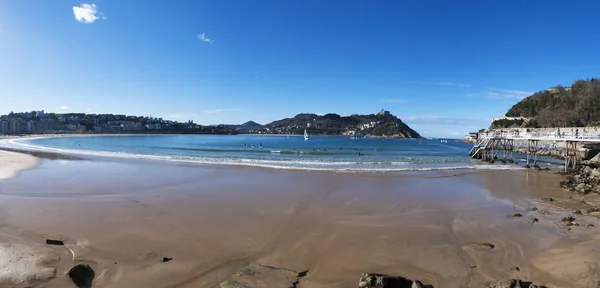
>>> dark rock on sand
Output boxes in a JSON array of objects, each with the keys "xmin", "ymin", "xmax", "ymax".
[
  {"xmin": 561, "ymin": 215, "xmax": 576, "ymax": 223},
  {"xmin": 483, "ymin": 279, "xmax": 546, "ymax": 288},
  {"xmin": 469, "ymin": 242, "xmax": 495, "ymax": 250},
  {"xmin": 68, "ymin": 264, "xmax": 95, "ymax": 288},
  {"xmin": 357, "ymin": 273, "xmax": 430, "ymax": 288},
  {"xmin": 530, "ymin": 207, "xmax": 538, "ymax": 211},
  {"xmin": 510, "ymin": 266, "xmax": 520, "ymax": 272},
  {"xmin": 541, "ymin": 197, "xmax": 554, "ymax": 202},
  {"xmin": 161, "ymin": 257, "xmax": 173, "ymax": 263},
  {"xmin": 45, "ymin": 239, "xmax": 64, "ymax": 246},
  {"xmin": 559, "ymin": 163, "xmax": 600, "ymax": 194},
  {"xmin": 587, "ymin": 207, "xmax": 600, "ymax": 213},
  {"xmin": 574, "ymin": 210, "xmax": 583, "ymax": 215},
  {"xmin": 588, "ymin": 224, "xmax": 596, "ymax": 228},
  {"xmin": 510, "ymin": 213, "xmax": 523, "ymax": 218},
  {"xmin": 529, "ymin": 218, "xmax": 539, "ymax": 225}
]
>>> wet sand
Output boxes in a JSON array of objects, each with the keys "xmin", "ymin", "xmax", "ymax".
[{"xmin": 0, "ymin": 156, "xmax": 598, "ymax": 287}]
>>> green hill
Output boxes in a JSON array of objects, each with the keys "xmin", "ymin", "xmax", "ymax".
[
  {"xmin": 264, "ymin": 110, "xmax": 421, "ymax": 138},
  {"xmin": 492, "ymin": 78, "xmax": 600, "ymax": 128}
]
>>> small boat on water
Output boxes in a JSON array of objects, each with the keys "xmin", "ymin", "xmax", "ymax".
[{"xmin": 304, "ymin": 129, "xmax": 309, "ymax": 140}]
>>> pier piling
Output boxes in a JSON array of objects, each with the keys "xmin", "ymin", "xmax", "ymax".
[{"xmin": 468, "ymin": 132, "xmax": 595, "ymax": 171}]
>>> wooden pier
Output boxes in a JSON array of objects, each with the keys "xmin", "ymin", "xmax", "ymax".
[{"xmin": 468, "ymin": 133, "xmax": 600, "ymax": 171}]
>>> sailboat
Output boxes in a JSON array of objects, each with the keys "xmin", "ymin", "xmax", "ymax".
[{"xmin": 304, "ymin": 129, "xmax": 309, "ymax": 140}]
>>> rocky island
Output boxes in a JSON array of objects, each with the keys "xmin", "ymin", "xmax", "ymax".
[{"xmin": 238, "ymin": 109, "xmax": 422, "ymax": 139}]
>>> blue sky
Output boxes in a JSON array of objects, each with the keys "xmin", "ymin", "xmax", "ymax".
[{"xmin": 1, "ymin": 1, "xmax": 599, "ymax": 137}]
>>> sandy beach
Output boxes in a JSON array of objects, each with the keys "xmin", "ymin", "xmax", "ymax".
[
  {"xmin": 0, "ymin": 151, "xmax": 598, "ymax": 287},
  {"xmin": 0, "ymin": 150, "xmax": 39, "ymax": 180}
]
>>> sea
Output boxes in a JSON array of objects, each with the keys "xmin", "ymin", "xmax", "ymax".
[{"xmin": 0, "ymin": 135, "xmax": 533, "ymax": 172}]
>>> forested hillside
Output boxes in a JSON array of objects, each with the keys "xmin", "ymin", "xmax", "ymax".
[{"xmin": 492, "ymin": 78, "xmax": 600, "ymax": 128}]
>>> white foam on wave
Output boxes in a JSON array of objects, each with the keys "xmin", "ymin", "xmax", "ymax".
[{"xmin": 0, "ymin": 138, "xmax": 525, "ymax": 173}]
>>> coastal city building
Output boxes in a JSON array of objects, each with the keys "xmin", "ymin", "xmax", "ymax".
[{"xmin": 0, "ymin": 112, "xmax": 235, "ymax": 135}]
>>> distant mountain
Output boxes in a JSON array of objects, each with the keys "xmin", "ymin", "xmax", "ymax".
[
  {"xmin": 492, "ymin": 78, "xmax": 600, "ymax": 128},
  {"xmin": 226, "ymin": 121, "xmax": 264, "ymax": 133},
  {"xmin": 239, "ymin": 121, "xmax": 263, "ymax": 128},
  {"xmin": 262, "ymin": 110, "xmax": 421, "ymax": 138}
]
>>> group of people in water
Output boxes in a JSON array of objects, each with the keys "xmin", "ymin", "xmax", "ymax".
[
  {"xmin": 242, "ymin": 143, "xmax": 374, "ymax": 156},
  {"xmin": 243, "ymin": 143, "xmax": 263, "ymax": 149}
]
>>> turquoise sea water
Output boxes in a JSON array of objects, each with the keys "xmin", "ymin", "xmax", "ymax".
[{"xmin": 3, "ymin": 135, "xmax": 519, "ymax": 172}]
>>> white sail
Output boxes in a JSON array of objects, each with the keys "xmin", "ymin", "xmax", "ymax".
[{"xmin": 304, "ymin": 129, "xmax": 309, "ymax": 140}]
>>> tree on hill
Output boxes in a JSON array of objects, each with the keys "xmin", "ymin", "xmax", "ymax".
[{"xmin": 501, "ymin": 78, "xmax": 600, "ymax": 127}]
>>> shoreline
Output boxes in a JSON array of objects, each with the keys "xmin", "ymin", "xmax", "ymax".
[{"xmin": 0, "ymin": 136, "xmax": 544, "ymax": 175}]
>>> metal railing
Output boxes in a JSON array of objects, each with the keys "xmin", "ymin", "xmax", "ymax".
[{"xmin": 480, "ymin": 130, "xmax": 600, "ymax": 140}]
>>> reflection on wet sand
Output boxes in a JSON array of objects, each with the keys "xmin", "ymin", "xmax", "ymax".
[{"xmin": 0, "ymin": 158, "xmax": 597, "ymax": 287}]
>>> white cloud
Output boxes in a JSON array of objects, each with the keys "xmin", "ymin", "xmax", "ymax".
[
  {"xmin": 401, "ymin": 115, "xmax": 489, "ymax": 127},
  {"xmin": 501, "ymin": 90, "xmax": 533, "ymax": 96},
  {"xmin": 408, "ymin": 81, "xmax": 472, "ymax": 87},
  {"xmin": 73, "ymin": 4, "xmax": 105, "ymax": 24},
  {"xmin": 202, "ymin": 108, "xmax": 241, "ymax": 114},
  {"xmin": 60, "ymin": 106, "xmax": 69, "ymax": 110},
  {"xmin": 380, "ymin": 99, "xmax": 409, "ymax": 103},
  {"xmin": 197, "ymin": 33, "xmax": 214, "ymax": 43},
  {"xmin": 467, "ymin": 89, "xmax": 534, "ymax": 100},
  {"xmin": 485, "ymin": 91, "xmax": 531, "ymax": 99},
  {"xmin": 400, "ymin": 115, "xmax": 491, "ymax": 138},
  {"xmin": 434, "ymin": 82, "xmax": 472, "ymax": 87}
]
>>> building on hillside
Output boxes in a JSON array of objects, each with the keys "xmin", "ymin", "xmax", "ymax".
[
  {"xmin": 376, "ymin": 109, "xmax": 391, "ymax": 116},
  {"xmin": 490, "ymin": 114, "xmax": 531, "ymax": 124},
  {"xmin": 546, "ymin": 87, "xmax": 572, "ymax": 93},
  {"xmin": 145, "ymin": 123, "xmax": 162, "ymax": 130},
  {"xmin": 0, "ymin": 120, "xmax": 8, "ymax": 134},
  {"xmin": 26, "ymin": 121, "xmax": 36, "ymax": 133},
  {"xmin": 9, "ymin": 119, "xmax": 23, "ymax": 133},
  {"xmin": 467, "ymin": 132, "xmax": 478, "ymax": 141}
]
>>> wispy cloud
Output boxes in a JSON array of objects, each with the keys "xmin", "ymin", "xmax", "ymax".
[
  {"xmin": 60, "ymin": 106, "xmax": 69, "ymax": 110},
  {"xmin": 380, "ymin": 99, "xmax": 409, "ymax": 103},
  {"xmin": 501, "ymin": 90, "xmax": 533, "ymax": 97},
  {"xmin": 408, "ymin": 81, "xmax": 472, "ymax": 87},
  {"xmin": 467, "ymin": 89, "xmax": 534, "ymax": 100},
  {"xmin": 202, "ymin": 108, "xmax": 242, "ymax": 114},
  {"xmin": 72, "ymin": 3, "xmax": 106, "ymax": 24},
  {"xmin": 400, "ymin": 115, "xmax": 491, "ymax": 137},
  {"xmin": 401, "ymin": 115, "xmax": 489, "ymax": 126},
  {"xmin": 434, "ymin": 82, "xmax": 472, "ymax": 87},
  {"xmin": 197, "ymin": 33, "xmax": 214, "ymax": 43}
]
